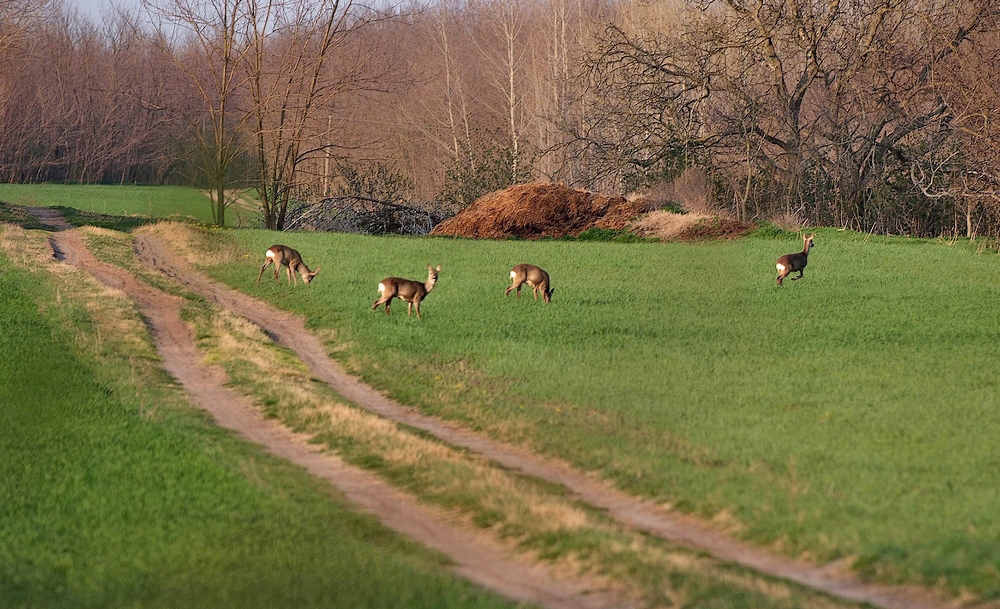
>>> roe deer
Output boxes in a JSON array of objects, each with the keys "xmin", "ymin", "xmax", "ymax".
[
  {"xmin": 505, "ymin": 263, "xmax": 553, "ymax": 302},
  {"xmin": 372, "ymin": 264, "xmax": 441, "ymax": 319},
  {"xmin": 257, "ymin": 245, "xmax": 321, "ymax": 285},
  {"xmin": 775, "ymin": 233, "xmax": 815, "ymax": 286}
]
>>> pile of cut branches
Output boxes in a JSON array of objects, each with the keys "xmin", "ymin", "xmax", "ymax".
[{"xmin": 284, "ymin": 195, "xmax": 449, "ymax": 235}]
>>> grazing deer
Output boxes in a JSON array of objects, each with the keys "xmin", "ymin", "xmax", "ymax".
[
  {"xmin": 256, "ymin": 245, "xmax": 321, "ymax": 285},
  {"xmin": 372, "ymin": 264, "xmax": 442, "ymax": 319},
  {"xmin": 505, "ymin": 263, "xmax": 553, "ymax": 302},
  {"xmin": 775, "ymin": 233, "xmax": 815, "ymax": 286}
]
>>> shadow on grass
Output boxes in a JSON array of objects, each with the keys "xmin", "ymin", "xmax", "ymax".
[
  {"xmin": 56, "ymin": 205, "xmax": 202, "ymax": 231},
  {"xmin": 0, "ymin": 201, "xmax": 202, "ymax": 232},
  {"xmin": 0, "ymin": 202, "xmax": 49, "ymax": 230}
]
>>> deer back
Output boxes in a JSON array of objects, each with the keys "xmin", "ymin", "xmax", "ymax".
[
  {"xmin": 526, "ymin": 264, "xmax": 550, "ymax": 286},
  {"xmin": 777, "ymin": 234, "xmax": 814, "ymax": 271},
  {"xmin": 777, "ymin": 251, "xmax": 807, "ymax": 272},
  {"xmin": 266, "ymin": 245, "xmax": 296, "ymax": 265},
  {"xmin": 380, "ymin": 277, "xmax": 425, "ymax": 301},
  {"xmin": 380, "ymin": 265, "xmax": 440, "ymax": 302}
]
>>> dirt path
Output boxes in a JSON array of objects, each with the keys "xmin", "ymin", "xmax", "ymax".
[
  {"xmin": 131, "ymin": 230, "xmax": 957, "ymax": 609},
  {"xmin": 43, "ymin": 226, "xmax": 627, "ymax": 609},
  {"xmin": 23, "ymin": 206, "xmax": 74, "ymax": 232}
]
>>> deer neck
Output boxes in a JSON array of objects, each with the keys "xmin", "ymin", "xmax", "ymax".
[{"xmin": 424, "ymin": 277, "xmax": 437, "ymax": 293}]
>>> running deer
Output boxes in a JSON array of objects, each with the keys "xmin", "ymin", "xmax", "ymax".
[
  {"xmin": 256, "ymin": 245, "xmax": 321, "ymax": 285},
  {"xmin": 505, "ymin": 263, "xmax": 553, "ymax": 302},
  {"xmin": 372, "ymin": 264, "xmax": 442, "ymax": 319},
  {"xmin": 775, "ymin": 233, "xmax": 815, "ymax": 286}
]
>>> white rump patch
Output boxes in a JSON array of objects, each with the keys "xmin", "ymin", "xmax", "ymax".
[
  {"xmin": 377, "ymin": 282, "xmax": 385, "ymax": 294},
  {"xmin": 510, "ymin": 270, "xmax": 517, "ymax": 279},
  {"xmin": 266, "ymin": 250, "xmax": 277, "ymax": 260},
  {"xmin": 776, "ymin": 263, "xmax": 785, "ymax": 272}
]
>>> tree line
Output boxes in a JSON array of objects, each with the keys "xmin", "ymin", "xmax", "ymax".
[{"xmin": 2, "ymin": 0, "xmax": 998, "ymax": 238}]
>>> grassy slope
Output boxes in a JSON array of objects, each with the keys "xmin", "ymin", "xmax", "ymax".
[
  {"xmin": 195, "ymin": 227, "xmax": 1000, "ymax": 598},
  {"xmin": 0, "ymin": 233, "xmax": 522, "ymax": 609},
  {"xmin": 0, "ymin": 184, "xmax": 259, "ymax": 227}
]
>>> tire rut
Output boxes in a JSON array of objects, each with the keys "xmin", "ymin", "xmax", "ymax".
[
  {"xmin": 53, "ymin": 228, "xmax": 628, "ymax": 609},
  {"xmin": 132, "ymin": 232, "xmax": 955, "ymax": 609}
]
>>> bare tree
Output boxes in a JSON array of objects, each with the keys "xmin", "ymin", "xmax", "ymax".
[
  {"xmin": 145, "ymin": 0, "xmax": 254, "ymax": 226},
  {"xmin": 909, "ymin": 17, "xmax": 1000, "ymax": 239},
  {"xmin": 582, "ymin": 0, "xmax": 999, "ymax": 234},
  {"xmin": 244, "ymin": 0, "xmax": 367, "ymax": 230}
]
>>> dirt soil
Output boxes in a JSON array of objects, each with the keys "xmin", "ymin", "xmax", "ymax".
[
  {"xmin": 431, "ymin": 182, "xmax": 652, "ymax": 239},
  {"xmin": 24, "ymin": 206, "xmax": 955, "ymax": 609}
]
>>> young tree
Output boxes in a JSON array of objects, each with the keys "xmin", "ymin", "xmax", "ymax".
[{"xmin": 244, "ymin": 0, "xmax": 367, "ymax": 230}]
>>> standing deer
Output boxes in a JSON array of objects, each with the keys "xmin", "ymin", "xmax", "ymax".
[
  {"xmin": 775, "ymin": 233, "xmax": 815, "ymax": 286},
  {"xmin": 372, "ymin": 264, "xmax": 442, "ymax": 319},
  {"xmin": 257, "ymin": 245, "xmax": 321, "ymax": 285},
  {"xmin": 505, "ymin": 263, "xmax": 553, "ymax": 302}
]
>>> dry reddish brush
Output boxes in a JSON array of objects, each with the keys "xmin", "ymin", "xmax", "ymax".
[
  {"xmin": 430, "ymin": 182, "xmax": 652, "ymax": 240},
  {"xmin": 675, "ymin": 217, "xmax": 757, "ymax": 241}
]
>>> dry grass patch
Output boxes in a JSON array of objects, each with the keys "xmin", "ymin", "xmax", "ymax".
[
  {"xmin": 140, "ymin": 221, "xmax": 245, "ymax": 267},
  {"xmin": 0, "ymin": 226, "xmax": 151, "ymax": 363},
  {"xmin": 0, "ymin": 225, "xmax": 177, "ymax": 423},
  {"xmin": 629, "ymin": 210, "xmax": 709, "ymax": 240}
]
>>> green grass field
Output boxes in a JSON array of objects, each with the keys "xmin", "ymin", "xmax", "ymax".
[
  {"xmin": 0, "ymin": 231, "xmax": 524, "ymax": 609},
  {"xmin": 0, "ymin": 184, "xmax": 258, "ymax": 227},
  {"xmin": 185, "ymin": 226, "xmax": 1000, "ymax": 599}
]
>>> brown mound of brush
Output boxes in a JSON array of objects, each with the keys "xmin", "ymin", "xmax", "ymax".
[{"xmin": 430, "ymin": 182, "xmax": 650, "ymax": 239}]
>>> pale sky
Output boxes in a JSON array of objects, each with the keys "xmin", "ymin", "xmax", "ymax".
[{"xmin": 65, "ymin": 0, "xmax": 141, "ymax": 23}]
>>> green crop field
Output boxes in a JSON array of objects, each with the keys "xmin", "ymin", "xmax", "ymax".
[
  {"xmin": 0, "ymin": 184, "xmax": 258, "ymax": 227},
  {"xmin": 3, "ymin": 180, "xmax": 999, "ymax": 602},
  {"xmin": 0, "ymin": 231, "xmax": 524, "ymax": 609},
  {"xmin": 184, "ymin": 226, "xmax": 1000, "ymax": 599}
]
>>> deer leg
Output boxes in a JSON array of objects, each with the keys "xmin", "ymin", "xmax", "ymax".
[
  {"xmin": 372, "ymin": 294, "xmax": 390, "ymax": 313},
  {"xmin": 505, "ymin": 283, "xmax": 516, "ymax": 297},
  {"xmin": 414, "ymin": 299, "xmax": 422, "ymax": 319},
  {"xmin": 406, "ymin": 301, "xmax": 413, "ymax": 317},
  {"xmin": 257, "ymin": 260, "xmax": 273, "ymax": 284},
  {"xmin": 791, "ymin": 270, "xmax": 803, "ymax": 281}
]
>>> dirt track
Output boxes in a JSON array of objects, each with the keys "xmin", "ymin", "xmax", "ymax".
[
  {"xmin": 26, "ymin": 205, "xmax": 955, "ymax": 609},
  {"xmin": 39, "ymin": 222, "xmax": 626, "ymax": 609}
]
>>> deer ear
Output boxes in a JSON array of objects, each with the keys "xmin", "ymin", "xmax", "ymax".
[{"xmin": 436, "ymin": 265, "xmax": 442, "ymax": 271}]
